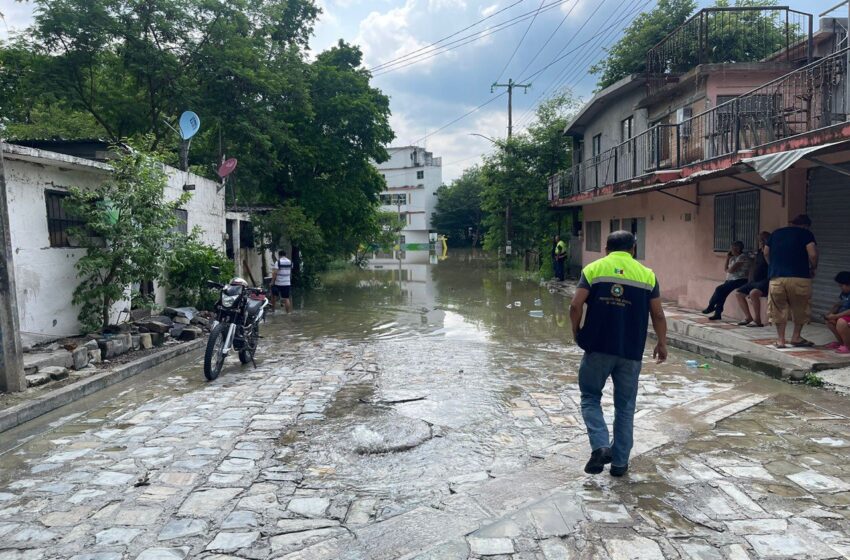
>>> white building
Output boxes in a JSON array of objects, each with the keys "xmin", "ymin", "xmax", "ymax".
[
  {"xmin": 1, "ymin": 141, "xmax": 228, "ymax": 346},
  {"xmin": 375, "ymin": 146, "xmax": 442, "ymax": 253}
]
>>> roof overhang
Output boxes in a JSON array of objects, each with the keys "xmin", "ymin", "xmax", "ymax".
[
  {"xmin": 1, "ymin": 142, "xmax": 112, "ymax": 173},
  {"xmin": 563, "ymin": 74, "xmax": 645, "ymax": 137},
  {"xmin": 742, "ymin": 141, "xmax": 848, "ymax": 180}
]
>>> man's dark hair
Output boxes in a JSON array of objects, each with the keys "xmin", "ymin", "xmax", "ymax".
[
  {"xmin": 790, "ymin": 214, "xmax": 812, "ymax": 227},
  {"xmin": 835, "ymin": 271, "xmax": 850, "ymax": 285},
  {"xmin": 278, "ymin": 250, "xmax": 287, "ymax": 257},
  {"xmin": 606, "ymin": 230, "xmax": 636, "ymax": 252},
  {"xmin": 732, "ymin": 240, "xmax": 744, "ymax": 251}
]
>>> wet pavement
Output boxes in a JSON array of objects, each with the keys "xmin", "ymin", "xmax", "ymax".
[{"xmin": 1, "ymin": 250, "xmax": 850, "ymax": 559}]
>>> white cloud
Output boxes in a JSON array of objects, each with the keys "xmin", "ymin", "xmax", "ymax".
[
  {"xmin": 427, "ymin": 0, "xmax": 466, "ymax": 12},
  {"xmin": 0, "ymin": 1, "xmax": 35, "ymax": 41},
  {"xmin": 356, "ymin": 1, "xmax": 435, "ymax": 72},
  {"xmin": 480, "ymin": 3, "xmax": 499, "ymax": 17}
]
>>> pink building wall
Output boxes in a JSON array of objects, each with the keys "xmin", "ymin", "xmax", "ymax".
[{"xmin": 581, "ymin": 169, "xmax": 807, "ymax": 321}]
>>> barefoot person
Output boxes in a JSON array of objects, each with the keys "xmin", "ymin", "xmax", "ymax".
[
  {"xmin": 569, "ymin": 231, "xmax": 668, "ymax": 477},
  {"xmin": 824, "ymin": 271, "xmax": 850, "ymax": 354},
  {"xmin": 764, "ymin": 214, "xmax": 818, "ymax": 348},
  {"xmin": 734, "ymin": 231, "xmax": 771, "ymax": 327}
]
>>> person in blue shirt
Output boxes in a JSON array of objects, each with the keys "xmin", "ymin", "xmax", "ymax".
[
  {"xmin": 764, "ymin": 214, "xmax": 818, "ymax": 348},
  {"xmin": 824, "ymin": 271, "xmax": 850, "ymax": 354},
  {"xmin": 569, "ymin": 231, "xmax": 668, "ymax": 477}
]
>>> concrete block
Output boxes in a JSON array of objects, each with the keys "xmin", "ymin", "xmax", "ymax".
[
  {"xmin": 26, "ymin": 372, "xmax": 51, "ymax": 387},
  {"xmin": 139, "ymin": 334, "xmax": 153, "ymax": 350},
  {"xmin": 150, "ymin": 333, "xmax": 164, "ymax": 347},
  {"xmin": 131, "ymin": 335, "xmax": 141, "ymax": 351},
  {"xmin": 84, "ymin": 339, "xmax": 100, "ymax": 352},
  {"xmin": 88, "ymin": 350, "xmax": 102, "ymax": 364},
  {"xmin": 170, "ymin": 326, "xmax": 185, "ymax": 338},
  {"xmin": 41, "ymin": 366, "xmax": 69, "ymax": 381},
  {"xmin": 179, "ymin": 327, "xmax": 203, "ymax": 341},
  {"xmin": 72, "ymin": 347, "xmax": 89, "ymax": 370},
  {"xmin": 173, "ymin": 316, "xmax": 190, "ymax": 325},
  {"xmin": 23, "ymin": 350, "xmax": 74, "ymax": 372},
  {"xmin": 139, "ymin": 320, "xmax": 170, "ymax": 334},
  {"xmin": 191, "ymin": 316, "xmax": 209, "ymax": 327}
]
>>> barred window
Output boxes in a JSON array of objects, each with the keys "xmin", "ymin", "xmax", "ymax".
[
  {"xmin": 379, "ymin": 193, "xmax": 407, "ymax": 205},
  {"xmin": 174, "ymin": 209, "xmax": 188, "ymax": 236},
  {"xmin": 714, "ymin": 190, "xmax": 759, "ymax": 252},
  {"xmin": 585, "ymin": 221, "xmax": 602, "ymax": 252},
  {"xmin": 45, "ymin": 191, "xmax": 85, "ymax": 248}
]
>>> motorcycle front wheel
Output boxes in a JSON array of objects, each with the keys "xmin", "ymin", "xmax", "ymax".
[{"xmin": 204, "ymin": 323, "xmax": 227, "ymax": 381}]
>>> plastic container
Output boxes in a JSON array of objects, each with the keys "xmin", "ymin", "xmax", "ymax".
[
  {"xmin": 528, "ymin": 310, "xmax": 544, "ymax": 318},
  {"xmin": 686, "ymin": 360, "xmax": 699, "ymax": 367}
]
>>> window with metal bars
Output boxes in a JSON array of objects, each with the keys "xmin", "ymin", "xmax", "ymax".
[
  {"xmin": 713, "ymin": 190, "xmax": 759, "ymax": 252},
  {"xmin": 45, "ymin": 191, "xmax": 86, "ymax": 248},
  {"xmin": 174, "ymin": 209, "xmax": 188, "ymax": 236},
  {"xmin": 585, "ymin": 221, "xmax": 602, "ymax": 252}
]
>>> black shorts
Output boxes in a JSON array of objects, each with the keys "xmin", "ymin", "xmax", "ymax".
[
  {"xmin": 736, "ymin": 279, "xmax": 769, "ymax": 295},
  {"xmin": 272, "ymin": 285, "xmax": 291, "ymax": 298}
]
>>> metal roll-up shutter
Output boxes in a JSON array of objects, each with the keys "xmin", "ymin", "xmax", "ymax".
[{"xmin": 808, "ymin": 166, "xmax": 850, "ymax": 321}]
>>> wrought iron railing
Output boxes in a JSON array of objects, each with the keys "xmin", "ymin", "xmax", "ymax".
[
  {"xmin": 548, "ymin": 47, "xmax": 850, "ymax": 203},
  {"xmin": 646, "ymin": 7, "xmax": 812, "ymax": 96}
]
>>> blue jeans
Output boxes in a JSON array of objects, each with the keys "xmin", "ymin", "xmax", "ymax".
[{"xmin": 578, "ymin": 352, "xmax": 642, "ymax": 467}]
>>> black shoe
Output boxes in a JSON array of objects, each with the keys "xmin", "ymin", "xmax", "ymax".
[
  {"xmin": 610, "ymin": 464, "xmax": 629, "ymax": 477},
  {"xmin": 584, "ymin": 447, "xmax": 612, "ymax": 474},
  {"xmin": 701, "ymin": 306, "xmax": 715, "ymax": 314},
  {"xmin": 708, "ymin": 314, "xmax": 722, "ymax": 321}
]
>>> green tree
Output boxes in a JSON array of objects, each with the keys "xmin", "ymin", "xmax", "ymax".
[
  {"xmin": 66, "ymin": 144, "xmax": 188, "ymax": 331},
  {"xmin": 590, "ymin": 0, "xmax": 696, "ymax": 90},
  {"xmin": 166, "ymin": 232, "xmax": 235, "ymax": 310},
  {"xmin": 353, "ymin": 211, "xmax": 405, "ymax": 266},
  {"xmin": 433, "ymin": 167, "xmax": 485, "ymax": 247},
  {"xmin": 252, "ymin": 202, "xmax": 324, "ymax": 282}
]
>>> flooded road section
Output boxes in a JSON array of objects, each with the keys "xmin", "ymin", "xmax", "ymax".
[{"xmin": 1, "ymin": 251, "xmax": 850, "ymax": 559}]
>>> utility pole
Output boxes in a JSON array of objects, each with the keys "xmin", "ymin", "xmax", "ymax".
[
  {"xmin": 0, "ymin": 140, "xmax": 26, "ymax": 393},
  {"xmin": 491, "ymin": 78, "xmax": 531, "ymax": 257}
]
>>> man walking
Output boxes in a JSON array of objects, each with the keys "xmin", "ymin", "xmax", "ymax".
[
  {"xmin": 764, "ymin": 214, "xmax": 818, "ymax": 348},
  {"xmin": 569, "ymin": 231, "xmax": 667, "ymax": 477},
  {"xmin": 271, "ymin": 249, "xmax": 293, "ymax": 314}
]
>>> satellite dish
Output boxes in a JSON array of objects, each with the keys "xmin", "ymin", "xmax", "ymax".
[
  {"xmin": 178, "ymin": 111, "xmax": 201, "ymax": 140},
  {"xmin": 217, "ymin": 158, "xmax": 238, "ymax": 178}
]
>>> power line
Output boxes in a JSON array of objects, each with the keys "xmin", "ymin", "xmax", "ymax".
[
  {"xmin": 368, "ymin": 0, "xmax": 529, "ymax": 73},
  {"xmin": 410, "ymin": 92, "xmax": 506, "ymax": 146},
  {"xmin": 514, "ymin": 0, "xmax": 581, "ymax": 80},
  {"xmin": 494, "ymin": 0, "xmax": 547, "ymax": 83},
  {"xmin": 371, "ymin": 0, "xmax": 574, "ymax": 76}
]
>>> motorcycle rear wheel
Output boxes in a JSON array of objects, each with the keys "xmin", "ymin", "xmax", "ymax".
[
  {"xmin": 238, "ymin": 323, "xmax": 259, "ymax": 365},
  {"xmin": 204, "ymin": 323, "xmax": 227, "ymax": 381}
]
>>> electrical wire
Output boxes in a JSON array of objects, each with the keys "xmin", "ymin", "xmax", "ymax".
[
  {"xmin": 367, "ymin": 0, "xmax": 529, "ymax": 72},
  {"xmin": 513, "ymin": 0, "xmax": 581, "ymax": 81},
  {"xmin": 494, "ymin": 0, "xmax": 547, "ymax": 83},
  {"xmin": 410, "ymin": 92, "xmax": 506, "ymax": 146},
  {"xmin": 371, "ymin": 0, "xmax": 574, "ymax": 76}
]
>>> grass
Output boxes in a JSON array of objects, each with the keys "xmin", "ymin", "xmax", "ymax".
[{"xmin": 802, "ymin": 373, "xmax": 825, "ymax": 388}]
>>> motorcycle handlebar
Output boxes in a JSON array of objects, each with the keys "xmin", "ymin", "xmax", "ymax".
[{"xmin": 206, "ymin": 280, "xmax": 224, "ymax": 289}]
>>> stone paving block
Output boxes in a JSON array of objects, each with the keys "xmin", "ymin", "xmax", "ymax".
[
  {"xmin": 158, "ymin": 518, "xmax": 207, "ymax": 541},
  {"xmin": 584, "ymin": 503, "xmax": 633, "ymax": 524},
  {"xmin": 91, "ymin": 471, "xmax": 135, "ymax": 486},
  {"xmin": 237, "ymin": 492, "xmax": 278, "ymax": 510},
  {"xmin": 745, "ymin": 530, "xmax": 841, "ymax": 559},
  {"xmin": 787, "ymin": 470, "xmax": 850, "ymax": 493},
  {"xmin": 222, "ymin": 511, "xmax": 260, "ymax": 529},
  {"xmin": 679, "ymin": 540, "xmax": 724, "ymax": 560},
  {"xmin": 205, "ymin": 531, "xmax": 260, "ymax": 552},
  {"xmin": 69, "ymin": 554, "xmax": 122, "ymax": 560},
  {"xmin": 345, "ymin": 499, "xmax": 377, "ymax": 526},
  {"xmin": 270, "ymin": 527, "xmax": 347, "ymax": 552},
  {"xmin": 94, "ymin": 527, "xmax": 141, "ymax": 545},
  {"xmin": 276, "ymin": 519, "xmax": 339, "ymax": 533},
  {"xmin": 40, "ymin": 506, "xmax": 91, "ymax": 526},
  {"xmin": 287, "ymin": 497, "xmax": 330, "ymax": 518},
  {"xmin": 178, "ymin": 487, "xmax": 242, "ymax": 516},
  {"xmin": 467, "ymin": 537, "xmax": 514, "ymax": 556},
  {"xmin": 136, "ymin": 547, "xmax": 190, "ymax": 560},
  {"xmin": 157, "ymin": 472, "xmax": 197, "ymax": 486},
  {"xmin": 726, "ymin": 518, "xmax": 787, "ymax": 534},
  {"xmin": 604, "ymin": 536, "xmax": 665, "ymax": 560},
  {"xmin": 114, "ymin": 506, "xmax": 163, "ymax": 525},
  {"xmin": 218, "ymin": 458, "xmax": 255, "ymax": 473}
]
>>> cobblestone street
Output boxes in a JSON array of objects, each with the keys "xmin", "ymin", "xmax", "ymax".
[{"xmin": 1, "ymin": 261, "xmax": 850, "ymax": 559}]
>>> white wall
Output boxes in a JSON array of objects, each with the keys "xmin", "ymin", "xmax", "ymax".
[{"xmin": 3, "ymin": 145, "xmax": 225, "ymax": 345}]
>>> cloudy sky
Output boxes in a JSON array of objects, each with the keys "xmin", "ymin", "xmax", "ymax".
[{"xmin": 1, "ymin": 0, "xmax": 841, "ymax": 181}]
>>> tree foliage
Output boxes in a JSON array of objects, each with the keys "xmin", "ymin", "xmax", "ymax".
[
  {"xmin": 166, "ymin": 232, "xmax": 235, "ymax": 311},
  {"xmin": 251, "ymin": 202, "xmax": 324, "ymax": 281},
  {"xmin": 590, "ymin": 0, "xmax": 696, "ymax": 90},
  {"xmin": 66, "ymin": 144, "xmax": 188, "ymax": 332},
  {"xmin": 1, "ymin": 0, "xmax": 394, "ymax": 271},
  {"xmin": 433, "ymin": 167, "xmax": 485, "ymax": 247}
]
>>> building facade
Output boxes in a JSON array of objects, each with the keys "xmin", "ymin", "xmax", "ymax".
[
  {"xmin": 2, "ymin": 142, "xmax": 227, "ymax": 346},
  {"xmin": 375, "ymin": 146, "xmax": 442, "ymax": 256},
  {"xmin": 549, "ymin": 10, "xmax": 850, "ymax": 323}
]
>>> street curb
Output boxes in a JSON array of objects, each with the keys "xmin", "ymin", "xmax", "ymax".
[{"xmin": 0, "ymin": 339, "xmax": 205, "ymax": 434}]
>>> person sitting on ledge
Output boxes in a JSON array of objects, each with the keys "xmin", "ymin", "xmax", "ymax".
[
  {"xmin": 702, "ymin": 240, "xmax": 750, "ymax": 321},
  {"xmin": 824, "ymin": 271, "xmax": 850, "ymax": 355},
  {"xmin": 734, "ymin": 231, "xmax": 771, "ymax": 327}
]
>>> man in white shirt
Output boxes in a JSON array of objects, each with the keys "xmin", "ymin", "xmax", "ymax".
[{"xmin": 271, "ymin": 249, "xmax": 293, "ymax": 313}]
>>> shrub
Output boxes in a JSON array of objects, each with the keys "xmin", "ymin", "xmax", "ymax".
[{"xmin": 167, "ymin": 233, "xmax": 234, "ymax": 310}]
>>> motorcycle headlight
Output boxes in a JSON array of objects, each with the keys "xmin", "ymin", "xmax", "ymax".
[{"xmin": 221, "ymin": 294, "xmax": 238, "ymax": 308}]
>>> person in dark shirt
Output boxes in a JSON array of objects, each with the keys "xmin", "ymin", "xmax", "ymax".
[
  {"xmin": 764, "ymin": 214, "xmax": 818, "ymax": 348},
  {"xmin": 824, "ymin": 271, "xmax": 850, "ymax": 354},
  {"xmin": 569, "ymin": 231, "xmax": 667, "ymax": 478},
  {"xmin": 734, "ymin": 231, "xmax": 771, "ymax": 327}
]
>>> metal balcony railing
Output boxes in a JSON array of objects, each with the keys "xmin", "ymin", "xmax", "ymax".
[
  {"xmin": 548, "ymin": 47, "xmax": 850, "ymax": 203},
  {"xmin": 646, "ymin": 7, "xmax": 813, "ymax": 96}
]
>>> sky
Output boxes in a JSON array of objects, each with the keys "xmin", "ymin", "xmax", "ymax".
[{"xmin": 0, "ymin": 0, "xmax": 843, "ymax": 181}]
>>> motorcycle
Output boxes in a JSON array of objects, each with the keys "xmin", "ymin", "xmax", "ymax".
[{"xmin": 203, "ymin": 267, "xmax": 269, "ymax": 381}]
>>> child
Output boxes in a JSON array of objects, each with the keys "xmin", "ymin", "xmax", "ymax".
[{"xmin": 824, "ymin": 271, "xmax": 850, "ymax": 354}]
